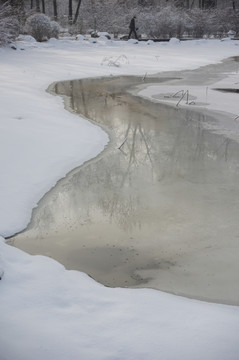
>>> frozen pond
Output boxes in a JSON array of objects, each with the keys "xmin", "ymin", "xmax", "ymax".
[{"xmin": 8, "ymin": 74, "xmax": 239, "ymax": 305}]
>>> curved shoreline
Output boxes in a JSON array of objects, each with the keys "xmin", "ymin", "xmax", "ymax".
[{"xmin": 8, "ymin": 60, "xmax": 239, "ymax": 305}]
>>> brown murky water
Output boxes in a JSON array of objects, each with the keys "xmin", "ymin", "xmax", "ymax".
[{"xmin": 8, "ymin": 75, "xmax": 239, "ymax": 304}]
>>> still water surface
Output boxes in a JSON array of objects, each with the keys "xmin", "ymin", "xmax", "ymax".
[{"xmin": 9, "ymin": 76, "xmax": 239, "ymax": 304}]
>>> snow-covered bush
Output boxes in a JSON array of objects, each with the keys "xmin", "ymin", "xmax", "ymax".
[
  {"xmin": 25, "ymin": 13, "xmax": 52, "ymax": 42},
  {"xmin": 97, "ymin": 31, "xmax": 111, "ymax": 39},
  {"xmin": 75, "ymin": 34, "xmax": 86, "ymax": 41},
  {"xmin": 143, "ymin": 6, "xmax": 188, "ymax": 39},
  {"xmin": 207, "ymin": 8, "xmax": 239, "ymax": 38},
  {"xmin": 0, "ymin": 1, "xmax": 19, "ymax": 46},
  {"xmin": 25, "ymin": 13, "xmax": 60, "ymax": 42},
  {"xmin": 50, "ymin": 20, "xmax": 61, "ymax": 39},
  {"xmin": 169, "ymin": 37, "xmax": 180, "ymax": 44},
  {"xmin": 17, "ymin": 34, "xmax": 36, "ymax": 42},
  {"xmin": 209, "ymin": 9, "xmax": 229, "ymax": 38},
  {"xmin": 20, "ymin": 1, "xmax": 239, "ymax": 40},
  {"xmin": 221, "ymin": 9, "xmax": 239, "ymax": 37},
  {"xmin": 188, "ymin": 9, "xmax": 211, "ymax": 38}
]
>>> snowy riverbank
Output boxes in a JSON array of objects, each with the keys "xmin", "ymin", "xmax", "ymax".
[{"xmin": 1, "ymin": 36, "xmax": 239, "ymax": 359}]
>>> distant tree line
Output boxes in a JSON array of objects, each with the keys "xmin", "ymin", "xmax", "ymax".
[
  {"xmin": 26, "ymin": 0, "xmax": 83, "ymax": 24},
  {"xmin": 0, "ymin": 0, "xmax": 239, "ymax": 45}
]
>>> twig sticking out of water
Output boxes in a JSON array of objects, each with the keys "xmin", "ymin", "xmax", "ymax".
[
  {"xmin": 176, "ymin": 90, "xmax": 189, "ymax": 107},
  {"xmin": 142, "ymin": 72, "xmax": 147, "ymax": 81},
  {"xmin": 118, "ymin": 137, "xmax": 128, "ymax": 150},
  {"xmin": 164, "ymin": 90, "xmax": 184, "ymax": 99},
  {"xmin": 172, "ymin": 90, "xmax": 184, "ymax": 98}
]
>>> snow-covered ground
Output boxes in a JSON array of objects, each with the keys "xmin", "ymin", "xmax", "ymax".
[{"xmin": 1, "ymin": 36, "xmax": 239, "ymax": 359}]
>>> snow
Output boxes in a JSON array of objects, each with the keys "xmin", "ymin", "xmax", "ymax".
[{"xmin": 1, "ymin": 37, "xmax": 239, "ymax": 359}]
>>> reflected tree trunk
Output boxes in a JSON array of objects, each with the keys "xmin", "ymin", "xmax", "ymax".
[{"xmin": 138, "ymin": 125, "xmax": 153, "ymax": 165}]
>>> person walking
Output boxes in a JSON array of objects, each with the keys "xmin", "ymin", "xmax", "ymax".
[{"xmin": 128, "ymin": 16, "xmax": 138, "ymax": 40}]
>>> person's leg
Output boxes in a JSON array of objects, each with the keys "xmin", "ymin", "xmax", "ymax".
[
  {"xmin": 128, "ymin": 29, "xmax": 132, "ymax": 39},
  {"xmin": 134, "ymin": 30, "xmax": 138, "ymax": 40}
]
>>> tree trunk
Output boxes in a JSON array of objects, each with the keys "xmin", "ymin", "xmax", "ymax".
[
  {"xmin": 36, "ymin": 0, "xmax": 40, "ymax": 12},
  {"xmin": 41, "ymin": 0, "xmax": 45, "ymax": 13},
  {"xmin": 53, "ymin": 0, "xmax": 58, "ymax": 20},
  {"xmin": 190, "ymin": 0, "xmax": 195, "ymax": 9},
  {"xmin": 69, "ymin": 0, "xmax": 73, "ymax": 24},
  {"xmin": 73, "ymin": 0, "xmax": 82, "ymax": 24}
]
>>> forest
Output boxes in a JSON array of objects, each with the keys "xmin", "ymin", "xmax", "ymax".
[{"xmin": 0, "ymin": 0, "xmax": 239, "ymax": 45}]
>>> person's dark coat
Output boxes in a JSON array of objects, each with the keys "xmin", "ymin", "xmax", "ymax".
[
  {"xmin": 128, "ymin": 16, "xmax": 138, "ymax": 40},
  {"xmin": 129, "ymin": 17, "xmax": 136, "ymax": 30}
]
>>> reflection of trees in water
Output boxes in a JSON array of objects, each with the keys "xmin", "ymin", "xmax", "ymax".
[
  {"xmin": 10, "ymin": 74, "xmax": 239, "ymax": 298},
  {"xmin": 42, "ymin": 77, "xmax": 239, "ymax": 234}
]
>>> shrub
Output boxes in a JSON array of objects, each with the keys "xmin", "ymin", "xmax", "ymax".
[
  {"xmin": 142, "ymin": 6, "xmax": 188, "ymax": 39},
  {"xmin": 25, "ymin": 13, "xmax": 52, "ymax": 41},
  {"xmin": 25, "ymin": 13, "xmax": 60, "ymax": 42},
  {"xmin": 50, "ymin": 21, "xmax": 61, "ymax": 39},
  {"xmin": 188, "ymin": 9, "xmax": 211, "ymax": 38}
]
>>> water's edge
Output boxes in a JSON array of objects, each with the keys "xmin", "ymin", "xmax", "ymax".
[{"xmin": 7, "ymin": 62, "xmax": 239, "ymax": 305}]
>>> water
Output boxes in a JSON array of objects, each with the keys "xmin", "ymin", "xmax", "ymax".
[{"xmin": 8, "ymin": 75, "xmax": 239, "ymax": 304}]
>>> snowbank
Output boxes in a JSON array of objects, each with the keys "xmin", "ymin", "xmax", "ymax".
[{"xmin": 1, "ymin": 37, "xmax": 239, "ymax": 359}]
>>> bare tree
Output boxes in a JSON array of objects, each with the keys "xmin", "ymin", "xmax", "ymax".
[
  {"xmin": 53, "ymin": 0, "xmax": 57, "ymax": 20},
  {"xmin": 41, "ymin": 0, "xmax": 45, "ymax": 13},
  {"xmin": 36, "ymin": 0, "xmax": 40, "ymax": 12},
  {"xmin": 68, "ymin": 0, "xmax": 72, "ymax": 23},
  {"xmin": 73, "ymin": 0, "xmax": 82, "ymax": 24}
]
